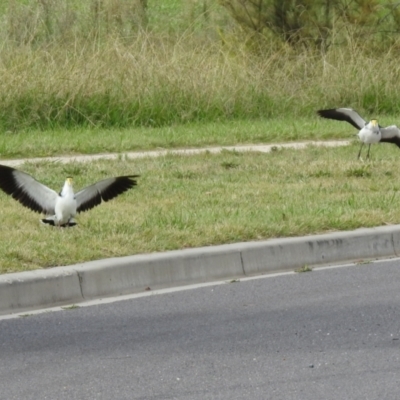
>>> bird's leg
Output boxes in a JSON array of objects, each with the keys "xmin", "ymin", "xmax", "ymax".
[
  {"xmin": 357, "ymin": 142, "xmax": 364, "ymax": 159},
  {"xmin": 366, "ymin": 144, "xmax": 371, "ymax": 160}
]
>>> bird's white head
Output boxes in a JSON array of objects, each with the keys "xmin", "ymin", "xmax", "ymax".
[
  {"xmin": 59, "ymin": 176, "xmax": 75, "ymax": 198},
  {"xmin": 370, "ymin": 119, "xmax": 378, "ymax": 127}
]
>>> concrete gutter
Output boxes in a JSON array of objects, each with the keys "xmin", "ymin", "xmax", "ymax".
[
  {"xmin": 0, "ymin": 140, "xmax": 351, "ymax": 167},
  {"xmin": 1, "ymin": 224, "xmax": 399, "ymax": 315}
]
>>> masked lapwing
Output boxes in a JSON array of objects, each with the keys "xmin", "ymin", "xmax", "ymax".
[
  {"xmin": 317, "ymin": 108, "xmax": 400, "ymax": 159},
  {"xmin": 0, "ymin": 164, "xmax": 139, "ymax": 227}
]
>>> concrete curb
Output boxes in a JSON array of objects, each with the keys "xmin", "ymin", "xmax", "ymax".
[{"xmin": 1, "ymin": 224, "xmax": 399, "ymax": 315}]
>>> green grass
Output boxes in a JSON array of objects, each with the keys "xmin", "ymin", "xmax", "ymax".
[
  {"xmin": 1, "ymin": 0, "xmax": 399, "ymax": 276},
  {"xmin": 2, "ymin": 142, "xmax": 400, "ymax": 274},
  {"xmin": 0, "ymin": 117, "xmax": 360, "ymax": 159}
]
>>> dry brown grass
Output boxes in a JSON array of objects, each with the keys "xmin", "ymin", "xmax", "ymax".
[{"xmin": 1, "ymin": 2, "xmax": 400, "ymax": 130}]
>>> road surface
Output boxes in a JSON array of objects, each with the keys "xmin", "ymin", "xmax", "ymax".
[{"xmin": 1, "ymin": 259, "xmax": 400, "ymax": 399}]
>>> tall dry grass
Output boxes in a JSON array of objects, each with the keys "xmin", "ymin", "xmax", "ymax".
[{"xmin": 1, "ymin": 1, "xmax": 400, "ymax": 130}]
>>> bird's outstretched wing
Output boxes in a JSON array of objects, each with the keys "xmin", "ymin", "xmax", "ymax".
[
  {"xmin": 75, "ymin": 175, "xmax": 139, "ymax": 213},
  {"xmin": 317, "ymin": 108, "xmax": 367, "ymax": 130},
  {"xmin": 0, "ymin": 165, "xmax": 58, "ymax": 214},
  {"xmin": 380, "ymin": 125, "xmax": 400, "ymax": 148}
]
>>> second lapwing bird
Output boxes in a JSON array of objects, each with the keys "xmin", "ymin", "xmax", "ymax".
[
  {"xmin": 317, "ymin": 108, "xmax": 400, "ymax": 159},
  {"xmin": 0, "ymin": 164, "xmax": 139, "ymax": 227}
]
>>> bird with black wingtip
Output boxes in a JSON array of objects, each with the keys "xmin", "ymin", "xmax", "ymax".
[
  {"xmin": 0, "ymin": 164, "xmax": 139, "ymax": 227},
  {"xmin": 317, "ymin": 108, "xmax": 400, "ymax": 159}
]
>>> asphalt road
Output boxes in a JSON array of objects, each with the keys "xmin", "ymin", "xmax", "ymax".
[{"xmin": 1, "ymin": 260, "xmax": 400, "ymax": 400}]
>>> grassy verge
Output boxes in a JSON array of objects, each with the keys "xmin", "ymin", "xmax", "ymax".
[{"xmin": 1, "ymin": 142, "xmax": 400, "ymax": 274}]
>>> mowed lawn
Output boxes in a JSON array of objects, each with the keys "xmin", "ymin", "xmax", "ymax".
[
  {"xmin": 0, "ymin": 116, "xmax": 356, "ymax": 159},
  {"xmin": 1, "ymin": 142, "xmax": 400, "ymax": 273}
]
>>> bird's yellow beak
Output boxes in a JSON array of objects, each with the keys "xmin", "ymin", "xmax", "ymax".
[
  {"xmin": 371, "ymin": 119, "xmax": 378, "ymax": 127},
  {"xmin": 66, "ymin": 177, "xmax": 73, "ymax": 186}
]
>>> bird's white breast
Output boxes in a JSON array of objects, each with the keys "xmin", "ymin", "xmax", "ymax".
[
  {"xmin": 55, "ymin": 196, "xmax": 77, "ymax": 225},
  {"xmin": 358, "ymin": 125, "xmax": 381, "ymax": 144}
]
